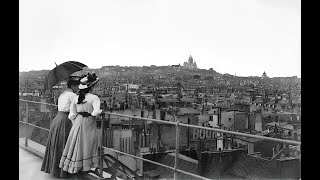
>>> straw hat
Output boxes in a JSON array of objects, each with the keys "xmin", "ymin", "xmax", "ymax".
[{"xmin": 78, "ymin": 73, "xmax": 99, "ymax": 90}]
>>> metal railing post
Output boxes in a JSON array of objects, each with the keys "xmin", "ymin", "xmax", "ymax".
[
  {"xmin": 101, "ymin": 113, "xmax": 105, "ymax": 146},
  {"xmin": 174, "ymin": 120, "xmax": 180, "ymax": 180},
  {"xmin": 49, "ymin": 104, "xmax": 53, "ymax": 125},
  {"xmin": 25, "ymin": 101, "xmax": 29, "ymax": 147},
  {"xmin": 99, "ymin": 112, "xmax": 105, "ymax": 178},
  {"xmin": 108, "ymin": 114, "xmax": 111, "ymax": 147}
]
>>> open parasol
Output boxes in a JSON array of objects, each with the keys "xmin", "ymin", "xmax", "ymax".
[{"xmin": 43, "ymin": 61, "xmax": 87, "ymax": 91}]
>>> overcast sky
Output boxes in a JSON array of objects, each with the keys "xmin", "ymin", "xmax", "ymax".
[{"xmin": 19, "ymin": 0, "xmax": 300, "ymax": 78}]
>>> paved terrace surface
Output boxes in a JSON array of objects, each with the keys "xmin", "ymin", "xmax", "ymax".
[
  {"xmin": 19, "ymin": 138, "xmax": 120, "ymax": 180},
  {"xmin": 19, "ymin": 138, "xmax": 70, "ymax": 180},
  {"xmin": 19, "ymin": 147, "xmax": 68, "ymax": 180}
]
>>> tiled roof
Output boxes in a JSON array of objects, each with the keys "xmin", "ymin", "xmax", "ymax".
[
  {"xmin": 265, "ymin": 101, "xmax": 276, "ymax": 105},
  {"xmin": 277, "ymin": 111, "xmax": 298, "ymax": 115},
  {"xmin": 151, "ymin": 153, "xmax": 200, "ymax": 180},
  {"xmin": 287, "ymin": 120, "xmax": 301, "ymax": 125},
  {"xmin": 235, "ymin": 136, "xmax": 263, "ymax": 143},
  {"xmin": 252, "ymin": 99, "xmax": 263, "ymax": 104},
  {"xmin": 180, "ymin": 98, "xmax": 196, "ymax": 102},
  {"xmin": 226, "ymin": 155, "xmax": 279, "ymax": 180},
  {"xmin": 158, "ymin": 98, "xmax": 178, "ymax": 103},
  {"xmin": 178, "ymin": 108, "xmax": 201, "ymax": 115}
]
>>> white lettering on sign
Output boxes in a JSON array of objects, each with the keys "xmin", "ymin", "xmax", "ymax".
[
  {"xmin": 192, "ymin": 126, "xmax": 233, "ymax": 140},
  {"xmin": 192, "ymin": 129, "xmax": 219, "ymax": 140},
  {"xmin": 200, "ymin": 129, "xmax": 206, "ymax": 139}
]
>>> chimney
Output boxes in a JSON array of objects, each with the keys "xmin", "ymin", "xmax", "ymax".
[
  {"xmin": 217, "ymin": 135, "xmax": 224, "ymax": 151},
  {"xmin": 272, "ymin": 148, "xmax": 276, "ymax": 157},
  {"xmin": 276, "ymin": 144, "xmax": 280, "ymax": 154}
]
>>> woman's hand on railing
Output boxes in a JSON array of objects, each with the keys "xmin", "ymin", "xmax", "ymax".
[{"xmin": 95, "ymin": 115, "xmax": 102, "ymax": 129}]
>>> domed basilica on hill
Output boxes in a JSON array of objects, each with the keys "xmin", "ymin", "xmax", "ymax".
[
  {"xmin": 183, "ymin": 55, "xmax": 198, "ymax": 70},
  {"xmin": 262, "ymin": 71, "xmax": 268, "ymax": 79}
]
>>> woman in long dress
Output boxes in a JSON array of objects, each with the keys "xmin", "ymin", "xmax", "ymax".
[
  {"xmin": 41, "ymin": 77, "xmax": 80, "ymax": 178},
  {"xmin": 59, "ymin": 73, "xmax": 102, "ymax": 177}
]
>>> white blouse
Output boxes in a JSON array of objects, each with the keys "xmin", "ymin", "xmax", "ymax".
[
  {"xmin": 57, "ymin": 89, "xmax": 77, "ymax": 112},
  {"xmin": 68, "ymin": 93, "xmax": 102, "ymax": 121}
]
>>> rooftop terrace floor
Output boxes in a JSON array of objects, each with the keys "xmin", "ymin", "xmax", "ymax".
[
  {"xmin": 19, "ymin": 138, "xmax": 119, "ymax": 180},
  {"xmin": 19, "ymin": 147, "xmax": 67, "ymax": 180}
]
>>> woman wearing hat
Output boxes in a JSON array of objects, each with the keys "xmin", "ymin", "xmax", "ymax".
[
  {"xmin": 41, "ymin": 76, "xmax": 80, "ymax": 178},
  {"xmin": 59, "ymin": 73, "xmax": 102, "ymax": 178}
]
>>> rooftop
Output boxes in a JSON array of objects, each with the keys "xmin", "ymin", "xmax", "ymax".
[
  {"xmin": 149, "ymin": 152, "xmax": 200, "ymax": 180},
  {"xmin": 226, "ymin": 154, "xmax": 278, "ymax": 179}
]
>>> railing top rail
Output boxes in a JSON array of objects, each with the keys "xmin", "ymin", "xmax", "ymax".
[
  {"xmin": 19, "ymin": 121, "xmax": 50, "ymax": 131},
  {"xmin": 19, "ymin": 99, "xmax": 58, "ymax": 107},
  {"xmin": 103, "ymin": 112, "xmax": 301, "ymax": 145}
]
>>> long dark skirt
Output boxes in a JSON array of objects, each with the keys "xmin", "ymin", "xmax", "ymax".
[{"xmin": 41, "ymin": 111, "xmax": 72, "ymax": 178}]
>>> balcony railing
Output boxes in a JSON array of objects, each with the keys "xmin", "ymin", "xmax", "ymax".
[
  {"xmin": 19, "ymin": 99, "xmax": 301, "ymax": 180},
  {"xmin": 19, "ymin": 99, "xmax": 57, "ymax": 148}
]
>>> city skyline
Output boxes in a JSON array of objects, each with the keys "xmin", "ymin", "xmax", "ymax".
[{"xmin": 19, "ymin": 0, "xmax": 301, "ymax": 78}]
